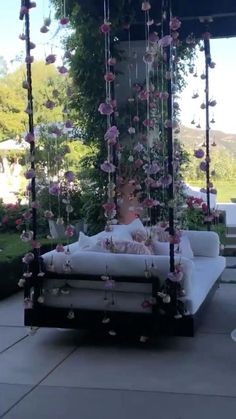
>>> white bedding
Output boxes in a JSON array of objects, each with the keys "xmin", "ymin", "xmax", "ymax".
[
  {"xmin": 41, "ymin": 255, "xmax": 225, "ymax": 315},
  {"xmin": 41, "ymin": 242, "xmax": 194, "ymax": 314},
  {"xmin": 41, "ymin": 229, "xmax": 226, "ymax": 316},
  {"xmin": 186, "ymin": 256, "xmax": 225, "ymax": 314},
  {"xmin": 42, "ymin": 245, "xmax": 194, "ymax": 293}
]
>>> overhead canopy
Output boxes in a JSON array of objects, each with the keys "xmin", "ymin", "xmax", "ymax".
[{"xmin": 76, "ymin": 0, "xmax": 236, "ymax": 39}]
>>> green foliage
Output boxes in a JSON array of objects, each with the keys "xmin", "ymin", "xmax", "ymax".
[
  {"xmin": 35, "ymin": 125, "xmax": 71, "ymax": 178},
  {"xmin": 0, "ymin": 82, "xmax": 26, "ymax": 139},
  {"xmin": 0, "ymin": 200, "xmax": 28, "ymax": 233},
  {"xmin": 180, "ymin": 196, "xmax": 226, "ymax": 245},
  {"xmin": 0, "ymin": 232, "xmax": 77, "ymax": 299},
  {"xmin": 34, "ymin": 124, "xmax": 91, "ymax": 227},
  {"xmin": 180, "ymin": 212, "xmax": 226, "ymax": 245},
  {"xmin": 181, "ymin": 206, "xmax": 206, "ymax": 231},
  {"xmin": 78, "ymin": 148, "xmax": 108, "ymax": 232},
  {"xmin": 183, "ymin": 146, "xmax": 236, "ymax": 182},
  {"xmin": 35, "ymin": 123, "xmax": 91, "ymax": 177},
  {"xmin": 0, "ymin": 233, "xmax": 30, "ymax": 262},
  {"xmin": 37, "ymin": 184, "xmax": 83, "ymax": 223},
  {"xmin": 65, "ymin": 140, "xmax": 92, "ymax": 173},
  {"xmin": 50, "ymin": 1, "xmax": 197, "ymax": 230},
  {"xmin": 0, "ymin": 61, "xmax": 66, "ymax": 140}
]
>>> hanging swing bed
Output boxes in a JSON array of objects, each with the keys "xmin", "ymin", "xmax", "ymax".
[{"xmin": 19, "ymin": 0, "xmax": 231, "ymax": 337}]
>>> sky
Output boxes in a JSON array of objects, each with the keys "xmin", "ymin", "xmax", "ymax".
[
  {"xmin": 1, "ymin": 0, "xmax": 64, "ymax": 69},
  {"xmin": 180, "ymin": 38, "xmax": 236, "ymax": 135},
  {"xmin": 1, "ymin": 1, "xmax": 236, "ymax": 134}
]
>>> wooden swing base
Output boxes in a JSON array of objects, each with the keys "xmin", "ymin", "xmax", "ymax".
[{"xmin": 24, "ymin": 273, "xmax": 219, "ymax": 338}]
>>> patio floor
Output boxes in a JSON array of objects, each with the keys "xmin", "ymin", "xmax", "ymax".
[{"xmin": 0, "ymin": 276, "xmax": 236, "ymax": 418}]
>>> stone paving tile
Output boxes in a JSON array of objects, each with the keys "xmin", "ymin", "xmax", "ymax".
[
  {"xmin": 0, "ymin": 293, "xmax": 24, "ymax": 327},
  {"xmin": 0, "ymin": 328, "xmax": 82, "ymax": 385},
  {"xmin": 2, "ymin": 386, "xmax": 236, "ymax": 419},
  {"xmin": 41, "ymin": 332, "xmax": 236, "ymax": 397},
  {"xmin": 199, "ymin": 284, "xmax": 236, "ymax": 334},
  {"xmin": 1, "ymin": 280, "xmax": 236, "ymax": 419},
  {"xmin": 0, "ymin": 384, "xmax": 31, "ymax": 417},
  {"xmin": 0, "ymin": 327, "xmax": 28, "ymax": 353}
]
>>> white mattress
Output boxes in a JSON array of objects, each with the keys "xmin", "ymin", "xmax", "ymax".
[
  {"xmin": 185, "ymin": 256, "xmax": 225, "ymax": 314},
  {"xmin": 41, "ymin": 244, "xmax": 225, "ymax": 316},
  {"xmin": 42, "ymin": 244, "xmax": 194, "ymax": 285},
  {"xmin": 41, "ymin": 285, "xmax": 153, "ymax": 313}
]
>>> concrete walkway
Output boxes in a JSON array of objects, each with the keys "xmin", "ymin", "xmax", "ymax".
[{"xmin": 1, "ymin": 282, "xmax": 236, "ymax": 419}]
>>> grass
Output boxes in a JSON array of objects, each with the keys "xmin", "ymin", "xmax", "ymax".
[
  {"xmin": 185, "ymin": 181, "xmax": 236, "ymax": 203},
  {"xmin": 0, "ymin": 233, "xmax": 30, "ymax": 262},
  {"xmin": 0, "ymin": 233, "xmax": 75, "ymax": 299},
  {"xmin": 0, "ymin": 233, "xmax": 75, "ymax": 262},
  {"xmin": 0, "ymin": 233, "xmax": 29, "ymax": 299}
]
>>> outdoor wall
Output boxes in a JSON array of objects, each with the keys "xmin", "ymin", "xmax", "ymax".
[{"xmin": 115, "ymin": 40, "xmax": 147, "ymax": 104}]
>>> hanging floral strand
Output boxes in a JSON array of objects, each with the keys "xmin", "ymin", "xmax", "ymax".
[
  {"xmin": 142, "ymin": 1, "xmax": 152, "ymax": 225},
  {"xmin": 191, "ymin": 32, "xmax": 217, "ymax": 224},
  {"xmin": 99, "ymin": 0, "xmax": 118, "ymax": 228},
  {"xmin": 19, "ymin": 0, "xmax": 43, "ymax": 307},
  {"xmin": 203, "ymin": 30, "xmax": 215, "ymax": 227},
  {"xmin": 40, "ymin": 1, "xmax": 75, "ymax": 267},
  {"xmin": 153, "ymin": 2, "xmax": 188, "ymax": 319}
]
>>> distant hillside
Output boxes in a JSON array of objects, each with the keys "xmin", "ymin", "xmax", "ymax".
[{"xmin": 179, "ymin": 125, "xmax": 236, "ymax": 156}]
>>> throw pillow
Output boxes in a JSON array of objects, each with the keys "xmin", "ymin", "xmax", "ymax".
[
  {"xmin": 125, "ymin": 218, "xmax": 146, "ymax": 237},
  {"xmin": 152, "ymin": 235, "xmax": 194, "ymax": 259},
  {"xmin": 78, "ymin": 226, "xmax": 133, "ymax": 251},
  {"xmin": 94, "ymin": 225, "xmax": 133, "ymax": 241},
  {"xmin": 178, "ymin": 234, "xmax": 194, "ymax": 259},
  {"xmin": 111, "ymin": 240, "xmax": 152, "ymax": 255},
  {"xmin": 88, "ymin": 239, "xmax": 151, "ymax": 255},
  {"xmin": 78, "ymin": 232, "xmax": 97, "ymax": 250}
]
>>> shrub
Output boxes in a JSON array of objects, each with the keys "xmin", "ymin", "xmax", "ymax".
[{"xmin": 0, "ymin": 200, "xmax": 28, "ymax": 233}]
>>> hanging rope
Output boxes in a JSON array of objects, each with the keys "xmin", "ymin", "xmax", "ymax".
[
  {"xmin": 203, "ymin": 33, "xmax": 212, "ymax": 230},
  {"xmin": 161, "ymin": 0, "xmax": 175, "ymax": 273}
]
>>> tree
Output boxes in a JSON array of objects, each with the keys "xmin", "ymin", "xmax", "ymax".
[
  {"xmin": 0, "ymin": 61, "xmax": 67, "ymax": 140},
  {"xmin": 50, "ymin": 1, "xmax": 196, "ymax": 232},
  {"xmin": 183, "ymin": 146, "xmax": 236, "ymax": 182},
  {"xmin": 0, "ymin": 83, "xmax": 26, "ymax": 139}
]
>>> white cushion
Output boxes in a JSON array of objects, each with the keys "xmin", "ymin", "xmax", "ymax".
[
  {"xmin": 125, "ymin": 218, "xmax": 146, "ymax": 236},
  {"xmin": 94, "ymin": 225, "xmax": 132, "ymax": 241},
  {"xmin": 152, "ymin": 241, "xmax": 172, "ymax": 256},
  {"xmin": 178, "ymin": 234, "xmax": 194, "ymax": 259},
  {"xmin": 78, "ymin": 226, "xmax": 133, "ymax": 251},
  {"xmin": 88, "ymin": 239, "xmax": 151, "ymax": 255},
  {"xmin": 152, "ymin": 235, "xmax": 194, "ymax": 259},
  {"xmin": 182, "ymin": 230, "xmax": 220, "ymax": 257},
  {"xmin": 78, "ymin": 232, "xmax": 97, "ymax": 250}
]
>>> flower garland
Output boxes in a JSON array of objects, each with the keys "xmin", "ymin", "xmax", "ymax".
[
  {"xmin": 18, "ymin": 1, "xmax": 41, "ymax": 298},
  {"xmin": 190, "ymin": 31, "xmax": 217, "ymax": 223},
  {"xmin": 97, "ymin": 0, "xmax": 187, "ymax": 319},
  {"xmin": 18, "ymin": 0, "xmax": 77, "ymax": 308},
  {"xmin": 38, "ymin": 1, "xmax": 77, "ymax": 278},
  {"xmin": 99, "ymin": 0, "xmax": 118, "ymax": 229}
]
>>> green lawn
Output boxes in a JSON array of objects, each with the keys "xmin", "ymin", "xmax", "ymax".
[
  {"xmin": 0, "ymin": 233, "xmax": 30, "ymax": 262},
  {"xmin": 0, "ymin": 233, "xmax": 74, "ymax": 262},
  {"xmin": 0, "ymin": 233, "xmax": 75, "ymax": 299},
  {"xmin": 186, "ymin": 181, "xmax": 236, "ymax": 203}
]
